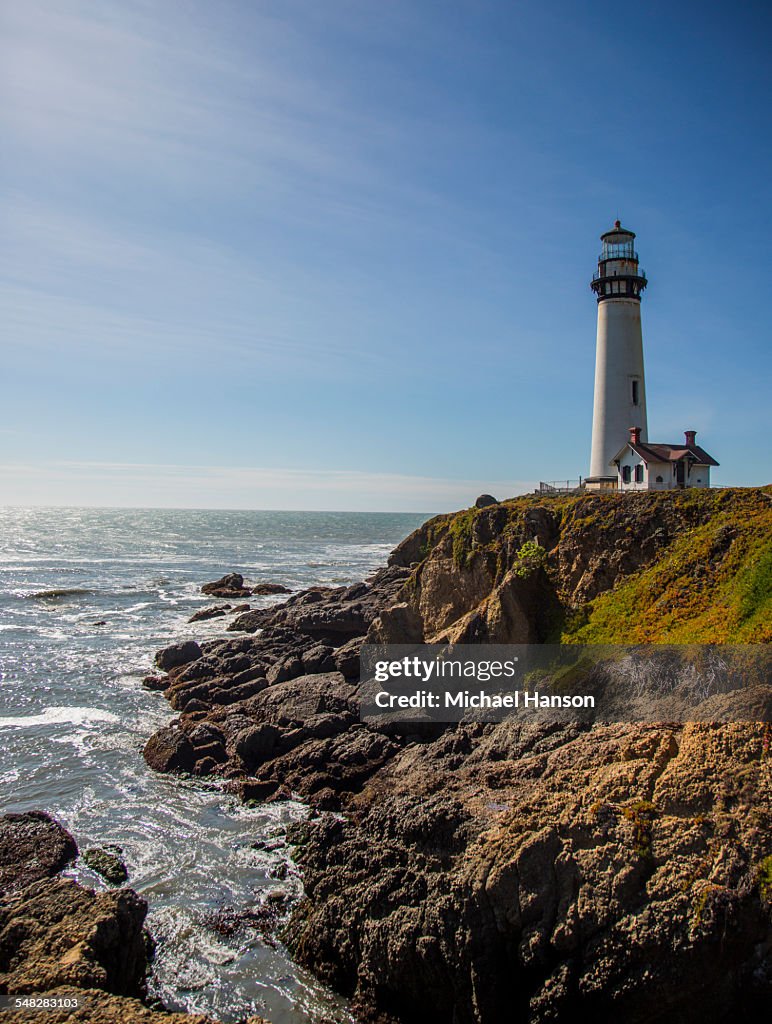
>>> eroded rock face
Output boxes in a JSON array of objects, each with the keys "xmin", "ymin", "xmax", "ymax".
[
  {"xmin": 0, "ymin": 876, "xmax": 148, "ymax": 997},
  {"xmin": 286, "ymin": 721, "xmax": 772, "ymax": 1024},
  {"xmin": 0, "ymin": 812, "xmax": 78, "ymax": 896}
]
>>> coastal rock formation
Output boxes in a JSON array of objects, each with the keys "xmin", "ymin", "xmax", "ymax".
[
  {"xmin": 142, "ymin": 724, "xmax": 197, "ymax": 773},
  {"xmin": 189, "ymin": 604, "xmax": 231, "ymax": 623},
  {"xmin": 286, "ymin": 720, "xmax": 772, "ymax": 1023},
  {"xmin": 0, "ymin": 812, "xmax": 77, "ymax": 896},
  {"xmin": 386, "ymin": 486, "xmax": 771, "ymax": 643},
  {"xmin": 200, "ymin": 574, "xmax": 290, "ymax": 599},
  {"xmin": 141, "ymin": 488, "xmax": 772, "ymax": 1023},
  {"xmin": 0, "ymin": 876, "xmax": 148, "ymax": 996},
  {"xmin": 201, "ymin": 573, "xmax": 251, "ymax": 598},
  {"xmin": 154, "ymin": 641, "xmax": 202, "ymax": 673},
  {"xmin": 0, "ymin": 812, "xmax": 266, "ymax": 1024},
  {"xmin": 227, "ymin": 567, "xmax": 410, "ymax": 637}
]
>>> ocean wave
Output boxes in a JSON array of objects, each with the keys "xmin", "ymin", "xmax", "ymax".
[{"xmin": 0, "ymin": 706, "xmax": 120, "ymax": 729}]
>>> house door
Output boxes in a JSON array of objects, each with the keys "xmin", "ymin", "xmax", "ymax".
[{"xmin": 676, "ymin": 461, "xmax": 685, "ymax": 487}]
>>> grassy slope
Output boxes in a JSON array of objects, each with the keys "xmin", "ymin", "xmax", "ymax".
[
  {"xmin": 560, "ymin": 486, "xmax": 772, "ymax": 643},
  {"xmin": 409, "ymin": 487, "xmax": 772, "ymax": 644}
]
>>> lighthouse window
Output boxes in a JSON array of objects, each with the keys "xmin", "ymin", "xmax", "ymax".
[{"xmin": 631, "ymin": 380, "xmax": 639, "ymax": 405}]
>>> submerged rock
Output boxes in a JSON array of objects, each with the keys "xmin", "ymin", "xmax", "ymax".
[
  {"xmin": 189, "ymin": 605, "xmax": 231, "ymax": 623},
  {"xmin": 250, "ymin": 583, "xmax": 291, "ymax": 595},
  {"xmin": 83, "ymin": 847, "xmax": 128, "ymax": 886}
]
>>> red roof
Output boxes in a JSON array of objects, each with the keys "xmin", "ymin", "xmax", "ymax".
[{"xmin": 618, "ymin": 442, "xmax": 719, "ymax": 467}]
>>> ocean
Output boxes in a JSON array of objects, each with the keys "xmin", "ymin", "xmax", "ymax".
[{"xmin": 0, "ymin": 507, "xmax": 430, "ymax": 1023}]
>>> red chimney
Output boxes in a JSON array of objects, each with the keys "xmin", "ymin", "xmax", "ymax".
[
  {"xmin": 684, "ymin": 430, "xmax": 697, "ymax": 447},
  {"xmin": 629, "ymin": 426, "xmax": 642, "ymax": 445}
]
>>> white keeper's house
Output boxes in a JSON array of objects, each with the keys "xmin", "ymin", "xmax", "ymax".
[{"xmin": 611, "ymin": 426, "xmax": 719, "ymax": 492}]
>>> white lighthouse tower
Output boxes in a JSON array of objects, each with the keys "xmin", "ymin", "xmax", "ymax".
[{"xmin": 586, "ymin": 221, "xmax": 649, "ymax": 490}]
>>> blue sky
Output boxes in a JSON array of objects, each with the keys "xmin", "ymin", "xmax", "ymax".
[{"xmin": 2, "ymin": 0, "xmax": 770, "ymax": 510}]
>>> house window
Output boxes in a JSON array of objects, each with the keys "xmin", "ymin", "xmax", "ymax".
[
  {"xmin": 656, "ymin": 475, "xmax": 663, "ymax": 483},
  {"xmin": 634, "ymin": 464, "xmax": 644, "ymax": 483},
  {"xmin": 622, "ymin": 465, "xmax": 632, "ymax": 484},
  {"xmin": 631, "ymin": 380, "xmax": 639, "ymax": 406}
]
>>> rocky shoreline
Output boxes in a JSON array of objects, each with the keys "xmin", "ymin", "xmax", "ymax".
[
  {"xmin": 3, "ymin": 488, "xmax": 770, "ymax": 1023},
  {"xmin": 0, "ymin": 811, "xmax": 263, "ymax": 1023},
  {"xmin": 135, "ymin": 487, "xmax": 772, "ymax": 1023}
]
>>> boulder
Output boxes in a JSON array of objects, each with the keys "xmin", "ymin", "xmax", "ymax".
[
  {"xmin": 301, "ymin": 643, "xmax": 336, "ymax": 674},
  {"xmin": 228, "ymin": 607, "xmax": 277, "ymax": 633},
  {"xmin": 251, "ymin": 583, "xmax": 291, "ymax": 595},
  {"xmin": 0, "ymin": 811, "xmax": 78, "ymax": 896},
  {"xmin": 231, "ymin": 724, "xmax": 280, "ymax": 764},
  {"xmin": 475, "ymin": 493, "xmax": 498, "ymax": 508},
  {"xmin": 154, "ymin": 641, "xmax": 202, "ymax": 673},
  {"xmin": 201, "ymin": 573, "xmax": 250, "ymax": 598},
  {"xmin": 141, "ymin": 675, "xmax": 169, "ymax": 692},
  {"xmin": 142, "ymin": 726, "xmax": 196, "ymax": 773},
  {"xmin": 333, "ymin": 636, "xmax": 363, "ymax": 679}
]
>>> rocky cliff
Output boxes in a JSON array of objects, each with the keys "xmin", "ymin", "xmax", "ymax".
[
  {"xmin": 388, "ymin": 485, "xmax": 771, "ymax": 644},
  {"xmin": 139, "ymin": 486, "xmax": 771, "ymax": 1023}
]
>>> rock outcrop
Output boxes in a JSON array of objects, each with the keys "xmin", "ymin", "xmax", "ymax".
[
  {"xmin": 200, "ymin": 574, "xmax": 290, "ymax": 598},
  {"xmin": 140, "ymin": 487, "xmax": 772, "ymax": 1023},
  {"xmin": 286, "ymin": 720, "xmax": 772, "ymax": 1023},
  {"xmin": 0, "ymin": 812, "xmax": 77, "ymax": 896},
  {"xmin": 0, "ymin": 876, "xmax": 149, "ymax": 996}
]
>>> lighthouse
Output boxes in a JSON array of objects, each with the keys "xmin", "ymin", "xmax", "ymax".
[{"xmin": 586, "ymin": 221, "xmax": 648, "ymax": 490}]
